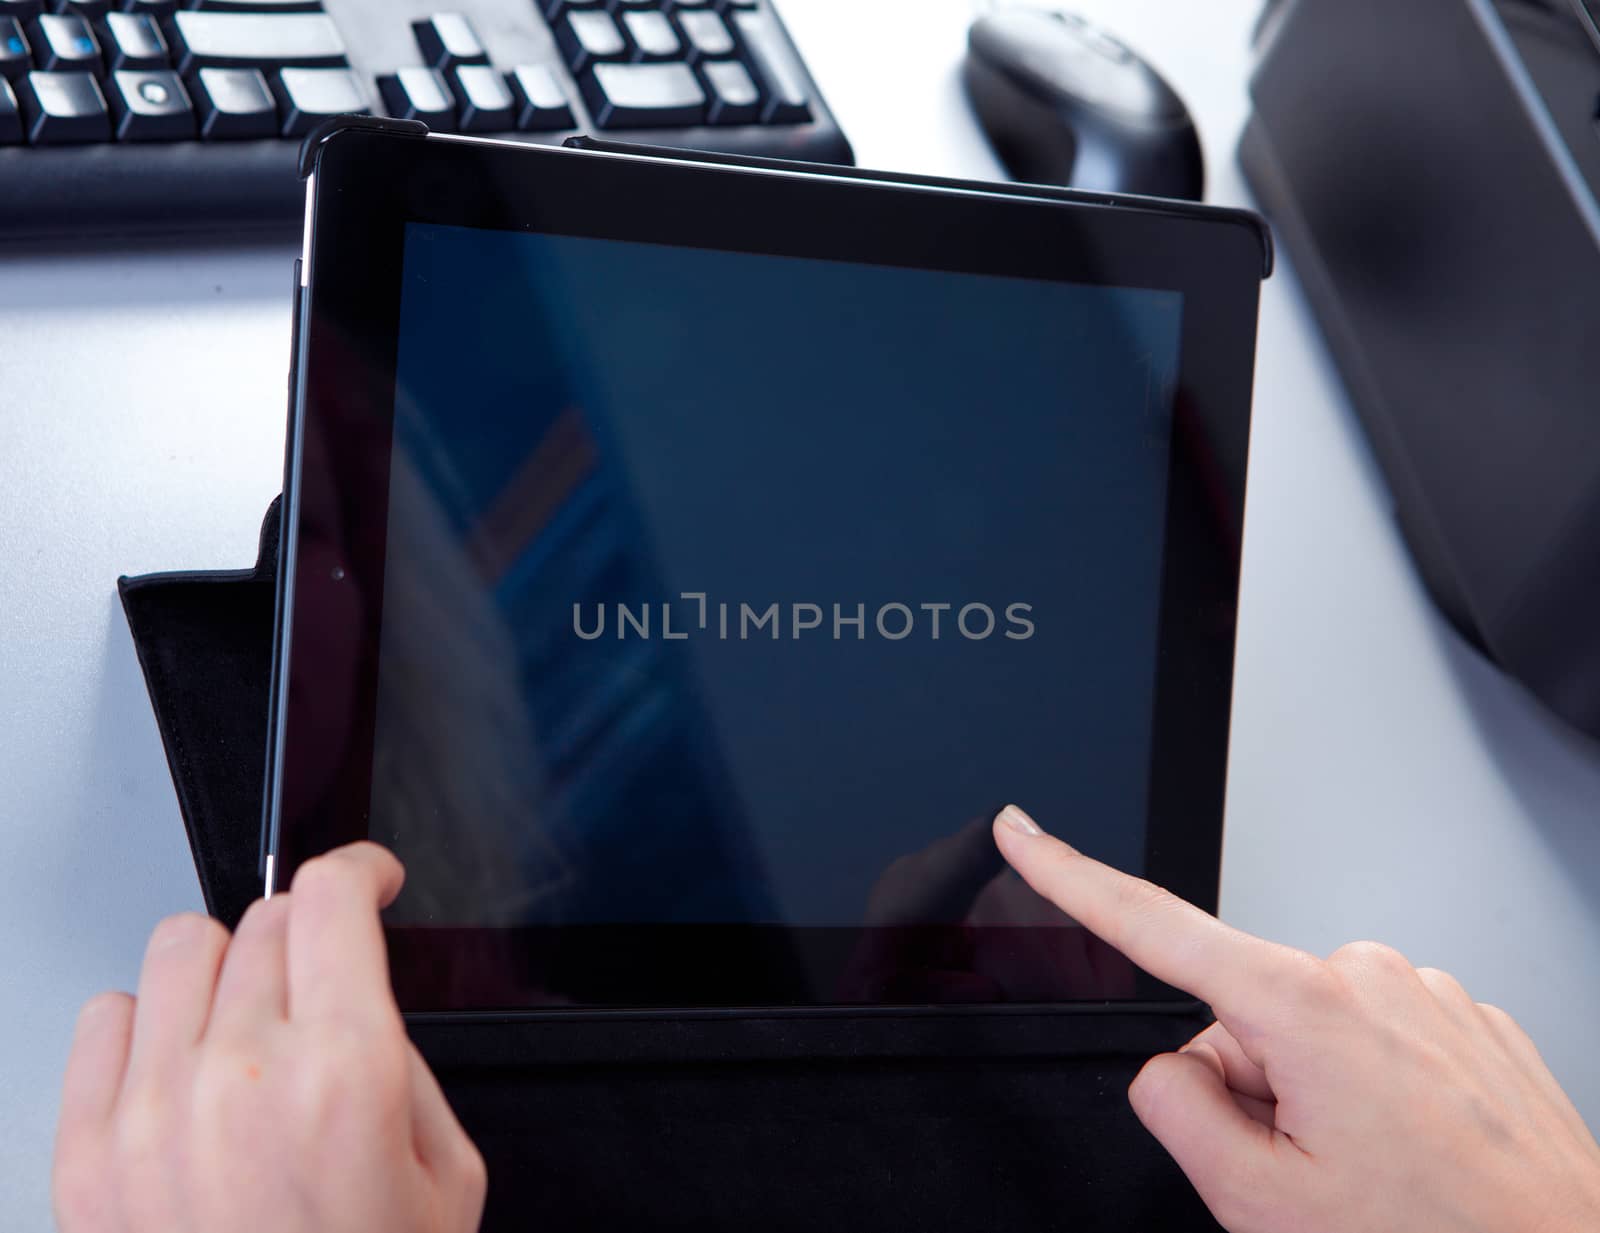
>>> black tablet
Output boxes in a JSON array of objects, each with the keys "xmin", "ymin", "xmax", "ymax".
[{"xmin": 265, "ymin": 124, "xmax": 1268, "ymax": 1021}]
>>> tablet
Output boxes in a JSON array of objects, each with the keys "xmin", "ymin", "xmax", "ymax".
[{"xmin": 265, "ymin": 124, "xmax": 1268, "ymax": 1019}]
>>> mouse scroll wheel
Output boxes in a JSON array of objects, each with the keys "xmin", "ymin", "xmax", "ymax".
[
  {"xmin": 1080, "ymin": 27, "xmax": 1132, "ymax": 63},
  {"xmin": 1046, "ymin": 9, "xmax": 1134, "ymax": 64}
]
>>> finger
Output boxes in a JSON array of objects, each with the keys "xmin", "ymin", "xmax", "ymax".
[
  {"xmin": 209, "ymin": 896, "xmax": 292, "ymax": 1037},
  {"xmin": 407, "ymin": 1043, "xmax": 487, "ymax": 1219},
  {"xmin": 1130, "ymin": 1052, "xmax": 1283, "ymax": 1219},
  {"xmin": 1475, "ymin": 999, "xmax": 1577, "ymax": 1111},
  {"xmin": 1476, "ymin": 1001, "xmax": 1543, "ymax": 1068},
  {"xmin": 1180, "ymin": 1040, "xmax": 1278, "ymax": 1128},
  {"xmin": 1183, "ymin": 1022, "xmax": 1274, "ymax": 1101},
  {"xmin": 1416, "ymin": 966, "xmax": 1478, "ymax": 1029},
  {"xmin": 1231, "ymin": 1089, "xmax": 1278, "ymax": 1130},
  {"xmin": 993, "ymin": 806, "xmax": 1317, "ymax": 1021},
  {"xmin": 287, "ymin": 843, "xmax": 405, "ymax": 1025},
  {"xmin": 126, "ymin": 913, "xmax": 231, "ymax": 1076},
  {"xmin": 407, "ymin": 1044, "xmax": 471, "ymax": 1169},
  {"xmin": 1476, "ymin": 1002, "xmax": 1595, "ymax": 1138},
  {"xmin": 57, "ymin": 992, "xmax": 136, "ymax": 1146}
]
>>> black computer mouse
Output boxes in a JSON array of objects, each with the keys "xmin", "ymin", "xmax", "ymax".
[{"xmin": 964, "ymin": 8, "xmax": 1205, "ymax": 201}]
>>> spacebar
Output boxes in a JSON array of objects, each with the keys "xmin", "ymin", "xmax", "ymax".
[{"xmin": 171, "ymin": 11, "xmax": 348, "ymax": 72}]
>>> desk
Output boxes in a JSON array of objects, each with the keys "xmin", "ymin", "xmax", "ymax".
[{"xmin": 4, "ymin": 1, "xmax": 1599, "ymax": 1225}]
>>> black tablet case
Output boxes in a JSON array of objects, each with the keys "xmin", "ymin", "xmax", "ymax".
[{"xmin": 117, "ymin": 497, "xmax": 1220, "ymax": 1232}]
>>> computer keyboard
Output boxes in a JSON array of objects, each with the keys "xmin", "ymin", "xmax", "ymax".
[{"xmin": 0, "ymin": 0, "xmax": 851, "ymax": 241}]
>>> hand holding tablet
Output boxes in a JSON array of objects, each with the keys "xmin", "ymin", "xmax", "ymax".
[{"xmin": 54, "ymin": 844, "xmax": 485, "ymax": 1233}]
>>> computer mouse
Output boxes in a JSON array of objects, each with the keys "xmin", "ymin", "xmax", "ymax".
[{"xmin": 964, "ymin": 8, "xmax": 1205, "ymax": 201}]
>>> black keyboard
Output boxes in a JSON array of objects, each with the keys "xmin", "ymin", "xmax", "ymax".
[{"xmin": 0, "ymin": 0, "xmax": 851, "ymax": 241}]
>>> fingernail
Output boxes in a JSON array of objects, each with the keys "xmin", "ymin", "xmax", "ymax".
[{"xmin": 996, "ymin": 804, "xmax": 1043, "ymax": 837}]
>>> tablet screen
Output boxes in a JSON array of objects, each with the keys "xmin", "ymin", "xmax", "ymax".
[{"xmin": 369, "ymin": 222, "xmax": 1182, "ymax": 958}]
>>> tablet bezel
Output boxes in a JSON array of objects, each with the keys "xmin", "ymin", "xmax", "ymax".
[{"xmin": 265, "ymin": 128, "xmax": 1266, "ymax": 1022}]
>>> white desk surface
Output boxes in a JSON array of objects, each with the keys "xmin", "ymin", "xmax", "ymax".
[{"xmin": 4, "ymin": 1, "xmax": 1599, "ymax": 1224}]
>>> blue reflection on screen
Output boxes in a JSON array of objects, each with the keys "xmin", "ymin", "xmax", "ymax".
[{"xmin": 374, "ymin": 223, "xmax": 1183, "ymax": 928}]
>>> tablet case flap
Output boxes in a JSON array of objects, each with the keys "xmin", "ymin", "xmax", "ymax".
[
  {"xmin": 117, "ymin": 496, "xmax": 281, "ymax": 929},
  {"xmin": 457, "ymin": 1054, "xmax": 1221, "ymax": 1233},
  {"xmin": 116, "ymin": 499, "xmax": 1221, "ymax": 1231}
]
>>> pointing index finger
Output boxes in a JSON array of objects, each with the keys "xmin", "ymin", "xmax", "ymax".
[
  {"xmin": 993, "ymin": 806, "xmax": 1317, "ymax": 1024},
  {"xmin": 286, "ymin": 842, "xmax": 405, "ymax": 1024}
]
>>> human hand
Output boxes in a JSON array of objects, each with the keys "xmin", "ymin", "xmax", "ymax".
[
  {"xmin": 53, "ymin": 843, "xmax": 486, "ymax": 1233},
  {"xmin": 993, "ymin": 804, "xmax": 1600, "ymax": 1233}
]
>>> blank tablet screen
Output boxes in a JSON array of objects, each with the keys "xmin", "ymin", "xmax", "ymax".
[{"xmin": 371, "ymin": 222, "xmax": 1183, "ymax": 935}]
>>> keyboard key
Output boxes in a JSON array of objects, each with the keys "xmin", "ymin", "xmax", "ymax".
[
  {"xmin": 102, "ymin": 11, "xmax": 166, "ymax": 70},
  {"xmin": 270, "ymin": 64, "xmax": 365, "ymax": 136},
  {"xmin": 556, "ymin": 10, "xmax": 623, "ymax": 72},
  {"xmin": 17, "ymin": 68, "xmax": 108, "ymax": 141},
  {"xmin": 169, "ymin": 11, "xmax": 345, "ymax": 74},
  {"xmin": 621, "ymin": 9, "xmax": 677, "ymax": 60},
  {"xmin": 377, "ymin": 64, "xmax": 453, "ymax": 129},
  {"xmin": 190, "ymin": 0, "xmax": 326, "ymax": 10},
  {"xmin": 452, "ymin": 62, "xmax": 510, "ymax": 130},
  {"xmin": 412, "ymin": 13, "xmax": 486, "ymax": 72},
  {"xmin": 122, "ymin": 0, "xmax": 177, "ymax": 15},
  {"xmin": 59, "ymin": 0, "xmax": 109, "ymax": 18},
  {"xmin": 0, "ymin": 0, "xmax": 41, "ymax": 19},
  {"xmin": 507, "ymin": 62, "xmax": 572, "ymax": 130},
  {"xmin": 677, "ymin": 9, "xmax": 732, "ymax": 59},
  {"xmin": 582, "ymin": 60, "xmax": 702, "ymax": 127},
  {"xmin": 0, "ymin": 75, "xmax": 19, "ymax": 140},
  {"xmin": 541, "ymin": 0, "xmax": 600, "ymax": 14},
  {"xmin": 700, "ymin": 56, "xmax": 756, "ymax": 124},
  {"xmin": 191, "ymin": 64, "xmax": 274, "ymax": 137},
  {"xmin": 733, "ymin": 10, "xmax": 807, "ymax": 122},
  {"xmin": 0, "ymin": 17, "xmax": 30, "ymax": 80},
  {"xmin": 32, "ymin": 13, "xmax": 100, "ymax": 72},
  {"xmin": 107, "ymin": 66, "xmax": 192, "ymax": 138}
]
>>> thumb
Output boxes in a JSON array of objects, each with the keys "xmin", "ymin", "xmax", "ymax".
[{"xmin": 1129, "ymin": 1051, "xmax": 1279, "ymax": 1227}]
